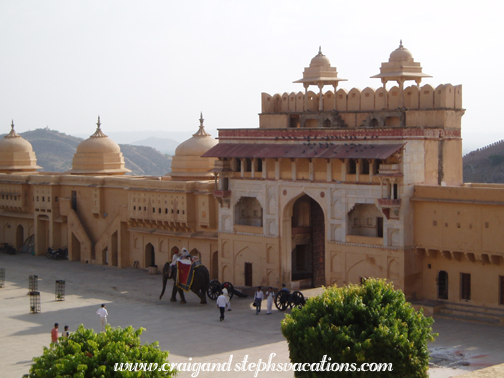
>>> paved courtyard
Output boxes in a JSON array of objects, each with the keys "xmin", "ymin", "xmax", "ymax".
[{"xmin": 1, "ymin": 253, "xmax": 504, "ymax": 378}]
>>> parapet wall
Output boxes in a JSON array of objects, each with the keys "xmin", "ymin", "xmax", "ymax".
[
  {"xmin": 262, "ymin": 84, "xmax": 462, "ymax": 114},
  {"xmin": 463, "ymin": 139, "xmax": 504, "ymax": 161}
]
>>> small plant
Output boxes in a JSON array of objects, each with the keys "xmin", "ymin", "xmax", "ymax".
[{"xmin": 281, "ymin": 279, "xmax": 437, "ymax": 378}]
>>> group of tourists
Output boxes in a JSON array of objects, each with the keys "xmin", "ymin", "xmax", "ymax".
[{"xmin": 216, "ymin": 284, "xmax": 290, "ymax": 320}]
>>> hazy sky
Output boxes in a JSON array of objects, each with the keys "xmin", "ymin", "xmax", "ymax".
[{"xmin": 1, "ymin": 1, "xmax": 502, "ymax": 151}]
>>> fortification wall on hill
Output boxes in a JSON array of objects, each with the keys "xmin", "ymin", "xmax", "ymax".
[{"xmin": 463, "ymin": 139, "xmax": 504, "ymax": 162}]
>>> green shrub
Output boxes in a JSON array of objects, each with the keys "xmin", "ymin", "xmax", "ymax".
[
  {"xmin": 26, "ymin": 325, "xmax": 176, "ymax": 378},
  {"xmin": 281, "ymin": 279, "xmax": 436, "ymax": 378}
]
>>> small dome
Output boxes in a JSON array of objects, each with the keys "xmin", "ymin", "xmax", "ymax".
[
  {"xmin": 0, "ymin": 121, "xmax": 41, "ymax": 173},
  {"xmin": 70, "ymin": 117, "xmax": 130, "ymax": 175},
  {"xmin": 310, "ymin": 48, "xmax": 331, "ymax": 67},
  {"xmin": 389, "ymin": 40, "xmax": 414, "ymax": 62},
  {"xmin": 170, "ymin": 114, "xmax": 217, "ymax": 180}
]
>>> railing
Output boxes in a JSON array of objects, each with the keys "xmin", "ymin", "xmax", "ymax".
[
  {"xmin": 377, "ymin": 199, "xmax": 402, "ymax": 207},
  {"xmin": 213, "ymin": 190, "xmax": 231, "ymax": 198},
  {"xmin": 378, "ymin": 164, "xmax": 400, "ymax": 174}
]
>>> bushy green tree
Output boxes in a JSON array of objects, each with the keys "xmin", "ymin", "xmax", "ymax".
[
  {"xmin": 281, "ymin": 279, "xmax": 436, "ymax": 378},
  {"xmin": 26, "ymin": 325, "xmax": 176, "ymax": 378}
]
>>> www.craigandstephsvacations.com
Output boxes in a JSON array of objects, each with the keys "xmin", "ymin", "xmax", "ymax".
[{"xmin": 114, "ymin": 353, "xmax": 393, "ymax": 377}]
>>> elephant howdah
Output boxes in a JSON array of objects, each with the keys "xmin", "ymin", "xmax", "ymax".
[{"xmin": 159, "ymin": 261, "xmax": 210, "ymax": 304}]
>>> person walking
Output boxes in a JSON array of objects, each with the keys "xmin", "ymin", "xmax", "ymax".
[
  {"xmin": 265, "ymin": 287, "xmax": 275, "ymax": 315},
  {"xmin": 61, "ymin": 325, "xmax": 70, "ymax": 339},
  {"xmin": 222, "ymin": 283, "xmax": 231, "ymax": 311},
  {"xmin": 96, "ymin": 304, "xmax": 108, "ymax": 332},
  {"xmin": 254, "ymin": 286, "xmax": 264, "ymax": 315},
  {"xmin": 51, "ymin": 323, "xmax": 59, "ymax": 345},
  {"xmin": 216, "ymin": 291, "xmax": 228, "ymax": 321}
]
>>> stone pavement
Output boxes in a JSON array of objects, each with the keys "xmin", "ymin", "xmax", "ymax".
[{"xmin": 1, "ymin": 253, "xmax": 504, "ymax": 378}]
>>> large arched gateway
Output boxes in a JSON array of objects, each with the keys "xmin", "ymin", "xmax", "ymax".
[{"xmin": 287, "ymin": 194, "xmax": 325, "ymax": 288}]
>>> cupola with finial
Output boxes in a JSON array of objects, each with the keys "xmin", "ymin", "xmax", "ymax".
[
  {"xmin": 69, "ymin": 116, "xmax": 131, "ymax": 175},
  {"xmin": 294, "ymin": 47, "xmax": 347, "ymax": 111},
  {"xmin": 169, "ymin": 113, "xmax": 218, "ymax": 180},
  {"xmin": 371, "ymin": 41, "xmax": 432, "ymax": 106},
  {"xmin": 0, "ymin": 121, "xmax": 41, "ymax": 174}
]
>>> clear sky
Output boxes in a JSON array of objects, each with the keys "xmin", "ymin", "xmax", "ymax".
[{"xmin": 1, "ymin": 1, "xmax": 502, "ymax": 152}]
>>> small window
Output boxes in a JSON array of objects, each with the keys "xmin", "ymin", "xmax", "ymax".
[
  {"xmin": 348, "ymin": 159, "xmax": 357, "ymax": 174},
  {"xmin": 37, "ymin": 196, "xmax": 39, "ymax": 201},
  {"xmin": 182, "ymin": 210, "xmax": 185, "ymax": 215},
  {"xmin": 133, "ymin": 206, "xmax": 136, "ymax": 210},
  {"xmin": 144, "ymin": 207, "xmax": 146, "ymax": 211},
  {"xmin": 177, "ymin": 210, "xmax": 179, "ymax": 214},
  {"xmin": 55, "ymin": 197, "xmax": 58, "ymax": 202},
  {"xmin": 433, "ymin": 221, "xmax": 437, "ymax": 226},
  {"xmin": 165, "ymin": 209, "xmax": 168, "ymax": 214},
  {"xmin": 48, "ymin": 197, "xmax": 50, "ymax": 202},
  {"xmin": 42, "ymin": 197, "xmax": 45, "ymax": 202},
  {"xmin": 485, "ymin": 222, "xmax": 489, "ymax": 228},
  {"xmin": 159, "ymin": 208, "xmax": 161, "ymax": 213},
  {"xmin": 152, "ymin": 208, "xmax": 155, "ymax": 213}
]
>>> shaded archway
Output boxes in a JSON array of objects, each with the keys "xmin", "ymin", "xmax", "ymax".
[
  {"xmin": 290, "ymin": 194, "xmax": 325, "ymax": 287},
  {"xmin": 71, "ymin": 233, "xmax": 81, "ymax": 261},
  {"xmin": 36, "ymin": 215, "xmax": 50, "ymax": 255},
  {"xmin": 211, "ymin": 251, "xmax": 219, "ymax": 280},
  {"xmin": 111, "ymin": 231, "xmax": 118, "ymax": 267},
  {"xmin": 145, "ymin": 243, "xmax": 155, "ymax": 267},
  {"xmin": 438, "ymin": 271, "xmax": 448, "ymax": 300},
  {"xmin": 16, "ymin": 225, "xmax": 24, "ymax": 251}
]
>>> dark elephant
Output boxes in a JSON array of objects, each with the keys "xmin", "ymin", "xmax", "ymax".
[{"xmin": 159, "ymin": 262, "xmax": 209, "ymax": 304}]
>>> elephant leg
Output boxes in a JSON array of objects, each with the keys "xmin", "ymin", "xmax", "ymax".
[
  {"xmin": 170, "ymin": 283, "xmax": 178, "ymax": 302},
  {"xmin": 199, "ymin": 288, "xmax": 207, "ymax": 304},
  {"xmin": 179, "ymin": 289, "xmax": 187, "ymax": 304}
]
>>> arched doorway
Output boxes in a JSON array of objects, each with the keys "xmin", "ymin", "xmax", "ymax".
[
  {"xmin": 145, "ymin": 243, "xmax": 155, "ymax": 267},
  {"xmin": 211, "ymin": 251, "xmax": 218, "ymax": 280},
  {"xmin": 16, "ymin": 225, "xmax": 24, "ymax": 251},
  {"xmin": 290, "ymin": 194, "xmax": 325, "ymax": 288},
  {"xmin": 36, "ymin": 215, "xmax": 50, "ymax": 255},
  {"xmin": 71, "ymin": 233, "xmax": 81, "ymax": 261},
  {"xmin": 438, "ymin": 271, "xmax": 448, "ymax": 300}
]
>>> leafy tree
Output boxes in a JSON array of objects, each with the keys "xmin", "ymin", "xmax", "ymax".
[
  {"xmin": 489, "ymin": 154, "xmax": 504, "ymax": 166},
  {"xmin": 25, "ymin": 325, "xmax": 176, "ymax": 378},
  {"xmin": 281, "ymin": 279, "xmax": 436, "ymax": 378}
]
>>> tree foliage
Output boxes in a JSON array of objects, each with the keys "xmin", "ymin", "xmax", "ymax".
[
  {"xmin": 281, "ymin": 279, "xmax": 436, "ymax": 378},
  {"xmin": 25, "ymin": 325, "xmax": 176, "ymax": 378}
]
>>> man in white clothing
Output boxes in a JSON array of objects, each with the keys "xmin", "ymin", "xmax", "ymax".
[
  {"xmin": 222, "ymin": 283, "xmax": 231, "ymax": 311},
  {"xmin": 96, "ymin": 304, "xmax": 108, "ymax": 332},
  {"xmin": 216, "ymin": 292, "xmax": 228, "ymax": 321}
]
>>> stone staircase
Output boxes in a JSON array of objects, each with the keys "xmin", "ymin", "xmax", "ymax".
[
  {"xmin": 412, "ymin": 300, "xmax": 504, "ymax": 325},
  {"xmin": 436, "ymin": 302, "xmax": 504, "ymax": 325}
]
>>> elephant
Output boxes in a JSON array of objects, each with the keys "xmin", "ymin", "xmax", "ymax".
[{"xmin": 159, "ymin": 261, "xmax": 209, "ymax": 304}]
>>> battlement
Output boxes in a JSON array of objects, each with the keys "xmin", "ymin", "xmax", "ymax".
[{"xmin": 262, "ymin": 84, "xmax": 462, "ymax": 114}]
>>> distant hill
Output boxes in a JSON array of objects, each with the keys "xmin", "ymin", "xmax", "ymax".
[
  {"xmin": 129, "ymin": 136, "xmax": 180, "ymax": 155},
  {"xmin": 5, "ymin": 128, "xmax": 171, "ymax": 176},
  {"xmin": 463, "ymin": 140, "xmax": 504, "ymax": 183}
]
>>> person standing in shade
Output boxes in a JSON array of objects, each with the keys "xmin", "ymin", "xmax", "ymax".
[
  {"xmin": 61, "ymin": 325, "xmax": 69, "ymax": 339},
  {"xmin": 96, "ymin": 304, "xmax": 108, "ymax": 332},
  {"xmin": 51, "ymin": 323, "xmax": 59, "ymax": 345},
  {"xmin": 216, "ymin": 291, "xmax": 228, "ymax": 321},
  {"xmin": 265, "ymin": 287, "xmax": 275, "ymax": 315},
  {"xmin": 222, "ymin": 283, "xmax": 231, "ymax": 311},
  {"xmin": 254, "ymin": 286, "xmax": 264, "ymax": 315}
]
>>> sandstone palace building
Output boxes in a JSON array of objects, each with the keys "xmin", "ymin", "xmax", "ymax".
[{"xmin": 2, "ymin": 43, "xmax": 504, "ymax": 317}]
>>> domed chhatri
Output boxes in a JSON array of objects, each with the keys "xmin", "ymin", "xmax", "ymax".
[
  {"xmin": 70, "ymin": 117, "xmax": 131, "ymax": 175},
  {"xmin": 0, "ymin": 120, "xmax": 41, "ymax": 174},
  {"xmin": 371, "ymin": 40, "xmax": 432, "ymax": 107},
  {"xmin": 371, "ymin": 40, "xmax": 432, "ymax": 87},
  {"xmin": 170, "ymin": 113, "xmax": 218, "ymax": 180},
  {"xmin": 294, "ymin": 47, "xmax": 347, "ymax": 111}
]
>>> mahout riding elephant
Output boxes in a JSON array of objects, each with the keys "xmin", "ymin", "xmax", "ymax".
[{"xmin": 159, "ymin": 261, "xmax": 209, "ymax": 304}]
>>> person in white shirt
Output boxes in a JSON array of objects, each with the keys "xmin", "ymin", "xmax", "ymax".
[
  {"xmin": 254, "ymin": 286, "xmax": 264, "ymax": 315},
  {"xmin": 265, "ymin": 287, "xmax": 275, "ymax": 315},
  {"xmin": 216, "ymin": 292, "xmax": 228, "ymax": 321},
  {"xmin": 96, "ymin": 304, "xmax": 108, "ymax": 332},
  {"xmin": 222, "ymin": 283, "xmax": 231, "ymax": 311}
]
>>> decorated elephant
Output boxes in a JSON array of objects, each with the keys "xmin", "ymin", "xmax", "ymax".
[{"xmin": 159, "ymin": 261, "xmax": 210, "ymax": 304}]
